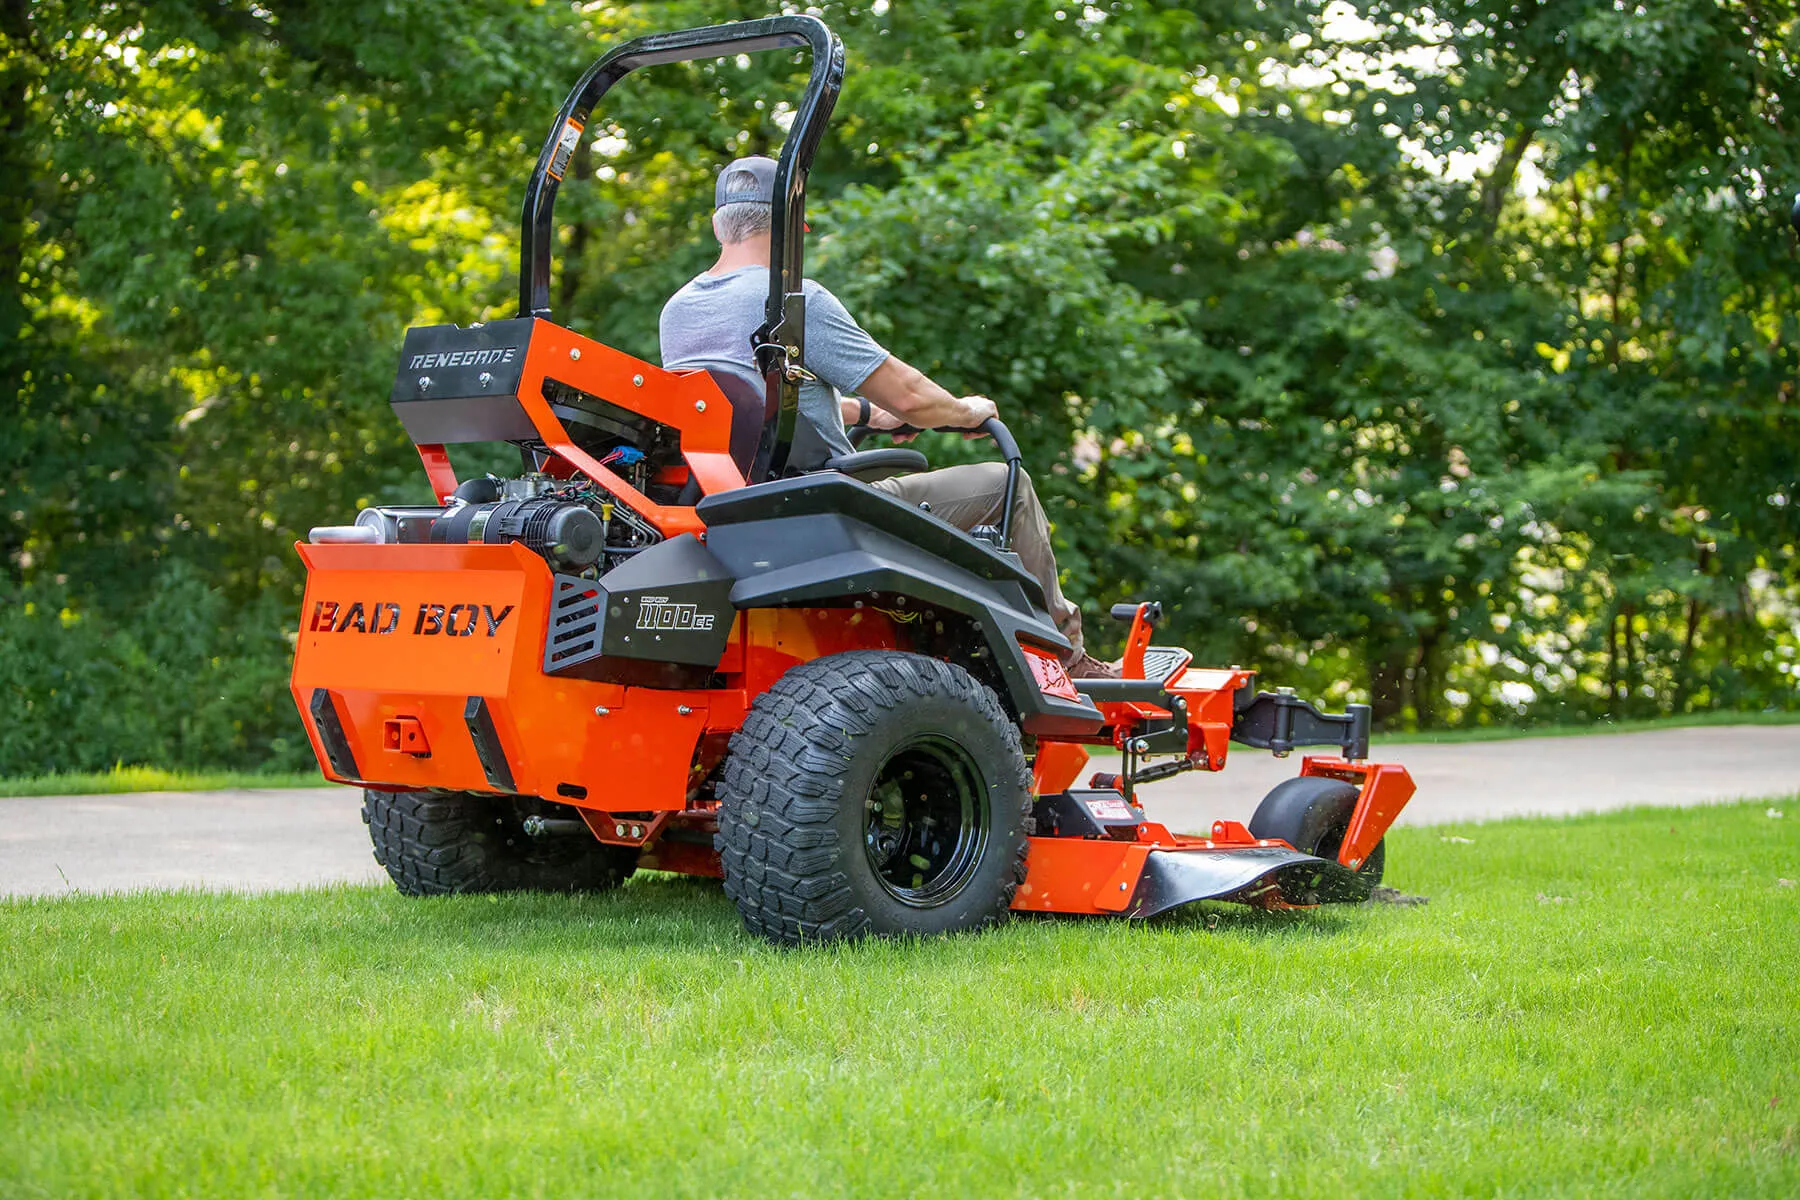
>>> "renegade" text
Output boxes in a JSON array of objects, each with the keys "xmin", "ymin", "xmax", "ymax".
[{"xmin": 406, "ymin": 347, "xmax": 519, "ymax": 370}]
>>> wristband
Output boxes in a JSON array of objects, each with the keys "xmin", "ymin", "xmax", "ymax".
[{"xmin": 856, "ymin": 396, "xmax": 871, "ymax": 426}]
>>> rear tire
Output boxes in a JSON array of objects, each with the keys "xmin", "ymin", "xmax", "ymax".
[
  {"xmin": 1247, "ymin": 775, "xmax": 1385, "ymax": 886},
  {"xmin": 363, "ymin": 789, "xmax": 638, "ymax": 896},
  {"xmin": 715, "ymin": 651, "xmax": 1031, "ymax": 946}
]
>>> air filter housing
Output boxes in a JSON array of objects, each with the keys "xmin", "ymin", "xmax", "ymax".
[{"xmin": 429, "ymin": 497, "xmax": 605, "ymax": 571}]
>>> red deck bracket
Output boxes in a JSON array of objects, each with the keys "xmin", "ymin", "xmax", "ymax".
[
  {"xmin": 1301, "ymin": 756, "xmax": 1417, "ymax": 869},
  {"xmin": 1031, "ymin": 741, "xmax": 1090, "ymax": 796}
]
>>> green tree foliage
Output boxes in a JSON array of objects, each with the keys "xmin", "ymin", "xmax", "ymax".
[{"xmin": 2, "ymin": 0, "xmax": 1795, "ymax": 772}]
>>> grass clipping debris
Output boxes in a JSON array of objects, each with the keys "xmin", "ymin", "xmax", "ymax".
[{"xmin": 2, "ymin": 800, "xmax": 1796, "ymax": 1198}]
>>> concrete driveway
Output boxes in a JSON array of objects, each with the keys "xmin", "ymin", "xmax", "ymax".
[{"xmin": 3, "ymin": 724, "xmax": 1794, "ymax": 899}]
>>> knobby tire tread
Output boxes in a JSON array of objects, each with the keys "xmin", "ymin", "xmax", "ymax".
[
  {"xmin": 714, "ymin": 651, "xmax": 1031, "ymax": 946},
  {"xmin": 363, "ymin": 789, "xmax": 636, "ymax": 896}
]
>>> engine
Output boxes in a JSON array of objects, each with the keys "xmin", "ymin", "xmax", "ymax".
[{"xmin": 317, "ymin": 470, "xmax": 663, "ymax": 576}]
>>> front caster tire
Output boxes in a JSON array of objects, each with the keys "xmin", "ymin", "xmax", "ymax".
[
  {"xmin": 715, "ymin": 651, "xmax": 1031, "ymax": 946},
  {"xmin": 363, "ymin": 789, "xmax": 638, "ymax": 896},
  {"xmin": 1247, "ymin": 775, "xmax": 1386, "ymax": 886}
]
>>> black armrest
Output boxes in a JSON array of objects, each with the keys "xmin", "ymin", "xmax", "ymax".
[{"xmin": 818, "ymin": 448, "xmax": 929, "ymax": 482}]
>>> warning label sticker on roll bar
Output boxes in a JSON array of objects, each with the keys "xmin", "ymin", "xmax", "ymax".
[{"xmin": 546, "ymin": 118, "xmax": 585, "ymax": 181}]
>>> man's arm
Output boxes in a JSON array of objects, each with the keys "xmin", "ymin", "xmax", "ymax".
[
  {"xmin": 856, "ymin": 354, "xmax": 997, "ymax": 430},
  {"xmin": 799, "ymin": 283, "xmax": 992, "ymax": 430},
  {"xmin": 834, "ymin": 390, "xmax": 938, "ymax": 432}
]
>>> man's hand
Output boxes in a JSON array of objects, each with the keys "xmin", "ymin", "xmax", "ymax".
[{"xmin": 955, "ymin": 394, "xmax": 999, "ymax": 431}]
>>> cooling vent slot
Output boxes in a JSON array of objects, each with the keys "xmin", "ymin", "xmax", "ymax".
[{"xmin": 545, "ymin": 573, "xmax": 606, "ymax": 675}]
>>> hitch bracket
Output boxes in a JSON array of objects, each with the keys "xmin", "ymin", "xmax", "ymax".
[{"xmin": 1232, "ymin": 691, "xmax": 1371, "ymax": 761}]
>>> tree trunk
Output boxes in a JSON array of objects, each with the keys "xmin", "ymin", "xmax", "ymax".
[
  {"xmin": 0, "ymin": 0, "xmax": 33, "ymax": 350},
  {"xmin": 1, "ymin": 0, "xmax": 38, "ymax": 585},
  {"xmin": 1606, "ymin": 125, "xmax": 1634, "ymax": 370},
  {"xmin": 1671, "ymin": 598, "xmax": 1703, "ymax": 712},
  {"xmin": 1413, "ymin": 626, "xmax": 1443, "ymax": 730},
  {"xmin": 1671, "ymin": 545, "xmax": 1713, "ymax": 711},
  {"xmin": 1620, "ymin": 602, "xmax": 1638, "ymax": 716},
  {"xmin": 1604, "ymin": 609, "xmax": 1622, "ymax": 712},
  {"xmin": 1369, "ymin": 643, "xmax": 1409, "ymax": 728},
  {"xmin": 1479, "ymin": 125, "xmax": 1534, "ymax": 237}
]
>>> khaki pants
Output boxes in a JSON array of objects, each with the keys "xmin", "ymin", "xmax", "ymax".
[{"xmin": 869, "ymin": 462, "xmax": 1084, "ymax": 658}]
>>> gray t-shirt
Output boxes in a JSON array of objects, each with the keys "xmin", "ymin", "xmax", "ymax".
[{"xmin": 658, "ymin": 266, "xmax": 890, "ymax": 472}]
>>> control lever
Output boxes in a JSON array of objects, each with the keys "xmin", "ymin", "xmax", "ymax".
[{"xmin": 847, "ymin": 416, "xmax": 1023, "ymax": 549}]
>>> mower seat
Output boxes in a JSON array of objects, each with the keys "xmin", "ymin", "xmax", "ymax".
[
  {"xmin": 672, "ymin": 358, "xmax": 928, "ymax": 485},
  {"xmin": 687, "ymin": 359, "xmax": 776, "ymax": 482}
]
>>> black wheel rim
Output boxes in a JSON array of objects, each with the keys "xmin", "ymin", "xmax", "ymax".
[
  {"xmin": 1314, "ymin": 822, "xmax": 1377, "ymax": 874},
  {"xmin": 862, "ymin": 734, "xmax": 990, "ymax": 907}
]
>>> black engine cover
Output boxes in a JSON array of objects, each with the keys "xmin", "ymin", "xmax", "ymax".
[{"xmin": 390, "ymin": 319, "xmax": 538, "ymax": 444}]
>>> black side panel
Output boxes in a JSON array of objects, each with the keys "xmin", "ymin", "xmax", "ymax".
[
  {"xmin": 308, "ymin": 688, "xmax": 360, "ymax": 780},
  {"xmin": 701, "ymin": 477, "xmax": 1100, "ymax": 737},
  {"xmin": 390, "ymin": 320, "xmax": 538, "ymax": 444},
  {"xmin": 543, "ymin": 534, "xmax": 736, "ymax": 675},
  {"xmin": 464, "ymin": 697, "xmax": 515, "ymax": 792}
]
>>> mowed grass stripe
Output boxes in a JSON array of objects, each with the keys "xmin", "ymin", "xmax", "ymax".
[{"xmin": 2, "ymin": 799, "xmax": 1796, "ymax": 1199}]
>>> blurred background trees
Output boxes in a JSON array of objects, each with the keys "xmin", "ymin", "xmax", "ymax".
[{"xmin": 3, "ymin": 0, "xmax": 1796, "ymax": 772}]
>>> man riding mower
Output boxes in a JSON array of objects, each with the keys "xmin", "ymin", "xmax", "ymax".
[
  {"xmin": 289, "ymin": 15, "xmax": 1416, "ymax": 945},
  {"xmin": 659, "ymin": 152, "xmax": 1109, "ymax": 679}
]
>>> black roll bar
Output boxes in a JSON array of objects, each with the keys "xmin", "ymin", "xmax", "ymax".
[{"xmin": 516, "ymin": 16, "xmax": 845, "ymax": 472}]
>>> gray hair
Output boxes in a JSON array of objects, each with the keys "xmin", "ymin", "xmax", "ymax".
[{"xmin": 712, "ymin": 169, "xmax": 773, "ymax": 244}]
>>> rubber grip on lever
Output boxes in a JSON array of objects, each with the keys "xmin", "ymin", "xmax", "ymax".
[
  {"xmin": 850, "ymin": 419, "xmax": 1020, "ymax": 461},
  {"xmin": 1110, "ymin": 601, "xmax": 1163, "ymax": 626}
]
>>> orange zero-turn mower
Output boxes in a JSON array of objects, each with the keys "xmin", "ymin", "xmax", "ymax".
[{"xmin": 289, "ymin": 16, "xmax": 1416, "ymax": 945}]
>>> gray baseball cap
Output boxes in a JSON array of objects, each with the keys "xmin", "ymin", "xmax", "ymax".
[{"xmin": 715, "ymin": 155, "xmax": 778, "ymax": 208}]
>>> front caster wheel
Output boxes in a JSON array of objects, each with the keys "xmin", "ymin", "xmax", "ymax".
[{"xmin": 1247, "ymin": 775, "xmax": 1385, "ymax": 886}]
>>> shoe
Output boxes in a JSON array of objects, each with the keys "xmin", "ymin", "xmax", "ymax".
[{"xmin": 1066, "ymin": 652, "xmax": 1122, "ymax": 680}]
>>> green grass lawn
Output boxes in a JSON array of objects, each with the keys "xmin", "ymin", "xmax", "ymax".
[
  {"xmin": 3, "ymin": 801, "xmax": 1797, "ymax": 1199},
  {"xmin": 0, "ymin": 765, "xmax": 328, "ymax": 799},
  {"xmin": 1381, "ymin": 707, "xmax": 1800, "ymax": 744}
]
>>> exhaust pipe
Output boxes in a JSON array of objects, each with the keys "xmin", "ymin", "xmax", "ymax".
[{"xmin": 308, "ymin": 524, "xmax": 381, "ymax": 544}]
